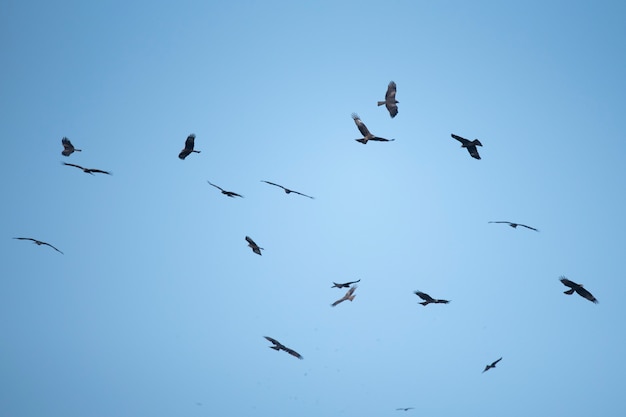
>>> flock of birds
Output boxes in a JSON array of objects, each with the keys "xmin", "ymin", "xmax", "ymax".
[{"xmin": 12, "ymin": 80, "xmax": 600, "ymax": 413}]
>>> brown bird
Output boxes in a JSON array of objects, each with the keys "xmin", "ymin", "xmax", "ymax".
[
  {"xmin": 352, "ymin": 113, "xmax": 395, "ymax": 144},
  {"xmin": 451, "ymin": 133, "xmax": 482, "ymax": 159},
  {"xmin": 261, "ymin": 181, "xmax": 314, "ymax": 199},
  {"xmin": 413, "ymin": 291, "xmax": 450, "ymax": 306},
  {"xmin": 483, "ymin": 357, "xmax": 502, "ymax": 373},
  {"xmin": 331, "ymin": 279, "xmax": 360, "ymax": 288},
  {"xmin": 13, "ymin": 237, "xmax": 63, "ymax": 254},
  {"xmin": 331, "ymin": 285, "xmax": 357, "ymax": 307},
  {"xmin": 179, "ymin": 134, "xmax": 200, "ymax": 159},
  {"xmin": 264, "ymin": 336, "xmax": 303, "ymax": 359},
  {"xmin": 245, "ymin": 236, "xmax": 264, "ymax": 255},
  {"xmin": 62, "ymin": 162, "xmax": 111, "ymax": 175},
  {"xmin": 489, "ymin": 221, "xmax": 538, "ymax": 232},
  {"xmin": 378, "ymin": 81, "xmax": 399, "ymax": 118},
  {"xmin": 61, "ymin": 137, "xmax": 81, "ymax": 156},
  {"xmin": 560, "ymin": 276, "xmax": 598, "ymax": 304},
  {"xmin": 207, "ymin": 181, "xmax": 243, "ymax": 198}
]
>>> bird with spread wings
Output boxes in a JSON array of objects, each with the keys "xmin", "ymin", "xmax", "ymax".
[
  {"xmin": 413, "ymin": 291, "xmax": 450, "ymax": 306},
  {"xmin": 61, "ymin": 137, "xmax": 81, "ymax": 156},
  {"xmin": 179, "ymin": 134, "xmax": 200, "ymax": 159},
  {"xmin": 560, "ymin": 276, "xmax": 598, "ymax": 303},
  {"xmin": 377, "ymin": 81, "xmax": 399, "ymax": 118},
  {"xmin": 451, "ymin": 133, "xmax": 482, "ymax": 159},
  {"xmin": 352, "ymin": 113, "xmax": 395, "ymax": 144},
  {"xmin": 331, "ymin": 279, "xmax": 360, "ymax": 288},
  {"xmin": 62, "ymin": 162, "xmax": 111, "ymax": 175},
  {"xmin": 245, "ymin": 236, "xmax": 264, "ymax": 255},
  {"xmin": 13, "ymin": 237, "xmax": 63, "ymax": 254},
  {"xmin": 207, "ymin": 181, "xmax": 243, "ymax": 198},
  {"xmin": 489, "ymin": 221, "xmax": 538, "ymax": 232},
  {"xmin": 331, "ymin": 285, "xmax": 357, "ymax": 307},
  {"xmin": 261, "ymin": 181, "xmax": 314, "ymax": 199},
  {"xmin": 264, "ymin": 336, "xmax": 303, "ymax": 359},
  {"xmin": 483, "ymin": 357, "xmax": 502, "ymax": 373}
]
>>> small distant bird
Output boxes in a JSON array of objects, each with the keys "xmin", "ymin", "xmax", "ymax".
[
  {"xmin": 331, "ymin": 279, "xmax": 360, "ymax": 288},
  {"xmin": 261, "ymin": 181, "xmax": 314, "ymax": 199},
  {"xmin": 331, "ymin": 285, "xmax": 357, "ymax": 307},
  {"xmin": 245, "ymin": 236, "xmax": 264, "ymax": 255},
  {"xmin": 483, "ymin": 357, "xmax": 502, "ymax": 373},
  {"xmin": 413, "ymin": 291, "xmax": 450, "ymax": 306},
  {"xmin": 61, "ymin": 137, "xmax": 81, "ymax": 156},
  {"xmin": 207, "ymin": 181, "xmax": 243, "ymax": 198},
  {"xmin": 178, "ymin": 134, "xmax": 200, "ymax": 159},
  {"xmin": 352, "ymin": 113, "xmax": 395, "ymax": 144},
  {"xmin": 451, "ymin": 133, "xmax": 482, "ymax": 159},
  {"xmin": 62, "ymin": 162, "xmax": 111, "ymax": 175},
  {"xmin": 489, "ymin": 221, "xmax": 538, "ymax": 232},
  {"xmin": 560, "ymin": 276, "xmax": 598, "ymax": 304},
  {"xmin": 396, "ymin": 408, "xmax": 414, "ymax": 411},
  {"xmin": 13, "ymin": 237, "xmax": 63, "ymax": 254},
  {"xmin": 264, "ymin": 336, "xmax": 303, "ymax": 359},
  {"xmin": 378, "ymin": 81, "xmax": 399, "ymax": 118}
]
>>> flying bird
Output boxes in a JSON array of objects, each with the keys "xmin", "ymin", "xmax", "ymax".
[
  {"xmin": 331, "ymin": 279, "xmax": 360, "ymax": 288},
  {"xmin": 451, "ymin": 133, "xmax": 482, "ymax": 159},
  {"xmin": 13, "ymin": 237, "xmax": 63, "ymax": 254},
  {"xmin": 62, "ymin": 162, "xmax": 111, "ymax": 175},
  {"xmin": 264, "ymin": 336, "xmax": 303, "ymax": 359},
  {"xmin": 178, "ymin": 134, "xmax": 200, "ymax": 159},
  {"xmin": 559, "ymin": 276, "xmax": 598, "ymax": 303},
  {"xmin": 378, "ymin": 81, "xmax": 399, "ymax": 118},
  {"xmin": 245, "ymin": 236, "xmax": 264, "ymax": 255},
  {"xmin": 489, "ymin": 221, "xmax": 538, "ymax": 232},
  {"xmin": 261, "ymin": 181, "xmax": 314, "ymax": 199},
  {"xmin": 352, "ymin": 113, "xmax": 395, "ymax": 144},
  {"xmin": 331, "ymin": 285, "xmax": 357, "ymax": 307},
  {"xmin": 413, "ymin": 291, "xmax": 450, "ymax": 306},
  {"xmin": 483, "ymin": 357, "xmax": 502, "ymax": 373},
  {"xmin": 396, "ymin": 408, "xmax": 414, "ymax": 411},
  {"xmin": 61, "ymin": 137, "xmax": 81, "ymax": 156},
  {"xmin": 207, "ymin": 181, "xmax": 243, "ymax": 198}
]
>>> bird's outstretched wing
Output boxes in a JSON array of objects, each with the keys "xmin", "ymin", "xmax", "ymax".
[
  {"xmin": 207, "ymin": 181, "xmax": 225, "ymax": 192},
  {"xmin": 451, "ymin": 133, "xmax": 470, "ymax": 145},
  {"xmin": 491, "ymin": 357, "xmax": 503, "ymax": 367},
  {"xmin": 332, "ymin": 279, "xmax": 360, "ymax": 288},
  {"xmin": 61, "ymin": 137, "xmax": 80, "ymax": 156},
  {"xmin": 518, "ymin": 224, "xmax": 539, "ymax": 232},
  {"xmin": 414, "ymin": 291, "xmax": 434, "ymax": 303},
  {"xmin": 179, "ymin": 134, "xmax": 199, "ymax": 159},
  {"xmin": 465, "ymin": 144, "xmax": 481, "ymax": 159},
  {"xmin": 352, "ymin": 113, "xmax": 371, "ymax": 137},
  {"xmin": 289, "ymin": 190, "xmax": 314, "ymax": 199},
  {"xmin": 13, "ymin": 237, "xmax": 63, "ymax": 254},
  {"xmin": 264, "ymin": 336, "xmax": 282, "ymax": 347},
  {"xmin": 384, "ymin": 81, "xmax": 398, "ymax": 118},
  {"xmin": 62, "ymin": 162, "xmax": 85, "ymax": 170},
  {"xmin": 282, "ymin": 346, "xmax": 303, "ymax": 360},
  {"xmin": 559, "ymin": 277, "xmax": 578, "ymax": 289},
  {"xmin": 89, "ymin": 168, "xmax": 112, "ymax": 175}
]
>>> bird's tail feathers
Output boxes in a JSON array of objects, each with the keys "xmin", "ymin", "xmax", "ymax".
[
  {"xmin": 355, "ymin": 139, "xmax": 368, "ymax": 144},
  {"xmin": 269, "ymin": 346, "xmax": 280, "ymax": 351},
  {"xmin": 419, "ymin": 301, "xmax": 429, "ymax": 306},
  {"xmin": 564, "ymin": 289, "xmax": 575, "ymax": 295},
  {"xmin": 377, "ymin": 101, "xmax": 385, "ymax": 106},
  {"xmin": 193, "ymin": 150, "xmax": 201, "ymax": 153},
  {"xmin": 348, "ymin": 295, "xmax": 356, "ymax": 302}
]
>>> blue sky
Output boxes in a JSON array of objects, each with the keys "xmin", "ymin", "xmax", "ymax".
[{"xmin": 2, "ymin": 1, "xmax": 626, "ymax": 416}]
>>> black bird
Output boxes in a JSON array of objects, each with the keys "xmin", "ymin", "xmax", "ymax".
[
  {"xmin": 264, "ymin": 336, "xmax": 303, "ymax": 359},
  {"xmin": 396, "ymin": 408, "xmax": 414, "ymax": 411},
  {"xmin": 179, "ymin": 134, "xmax": 200, "ymax": 159},
  {"xmin": 245, "ymin": 236, "xmax": 264, "ymax": 255},
  {"xmin": 413, "ymin": 291, "xmax": 450, "ymax": 306},
  {"xmin": 61, "ymin": 137, "xmax": 81, "ymax": 156},
  {"xmin": 331, "ymin": 286, "xmax": 357, "ymax": 307},
  {"xmin": 207, "ymin": 181, "xmax": 243, "ymax": 198},
  {"xmin": 483, "ymin": 357, "xmax": 502, "ymax": 373},
  {"xmin": 261, "ymin": 181, "xmax": 314, "ymax": 199},
  {"xmin": 560, "ymin": 276, "xmax": 598, "ymax": 304},
  {"xmin": 451, "ymin": 133, "xmax": 482, "ymax": 159},
  {"xmin": 489, "ymin": 221, "xmax": 539, "ymax": 232},
  {"xmin": 13, "ymin": 237, "xmax": 63, "ymax": 254},
  {"xmin": 352, "ymin": 113, "xmax": 395, "ymax": 144},
  {"xmin": 331, "ymin": 279, "xmax": 360, "ymax": 288},
  {"xmin": 62, "ymin": 162, "xmax": 111, "ymax": 175},
  {"xmin": 378, "ymin": 81, "xmax": 399, "ymax": 118}
]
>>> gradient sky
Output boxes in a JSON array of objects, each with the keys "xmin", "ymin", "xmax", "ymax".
[{"xmin": 2, "ymin": 1, "xmax": 626, "ymax": 416}]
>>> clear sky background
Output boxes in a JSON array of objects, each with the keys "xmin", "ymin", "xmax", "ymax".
[{"xmin": 2, "ymin": 1, "xmax": 626, "ymax": 416}]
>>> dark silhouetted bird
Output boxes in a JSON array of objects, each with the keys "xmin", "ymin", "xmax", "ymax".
[
  {"xmin": 245, "ymin": 236, "xmax": 263, "ymax": 255},
  {"xmin": 61, "ymin": 137, "xmax": 81, "ymax": 156},
  {"xmin": 331, "ymin": 286, "xmax": 357, "ymax": 307},
  {"xmin": 62, "ymin": 162, "xmax": 111, "ymax": 175},
  {"xmin": 489, "ymin": 221, "xmax": 538, "ymax": 232},
  {"xmin": 264, "ymin": 336, "xmax": 303, "ymax": 359},
  {"xmin": 179, "ymin": 134, "xmax": 200, "ymax": 159},
  {"xmin": 414, "ymin": 291, "xmax": 450, "ymax": 306},
  {"xmin": 483, "ymin": 357, "xmax": 502, "ymax": 373},
  {"xmin": 560, "ymin": 276, "xmax": 598, "ymax": 303},
  {"xmin": 451, "ymin": 133, "xmax": 482, "ymax": 159},
  {"xmin": 396, "ymin": 408, "xmax": 414, "ymax": 411},
  {"xmin": 331, "ymin": 279, "xmax": 360, "ymax": 288},
  {"xmin": 352, "ymin": 113, "xmax": 395, "ymax": 144},
  {"xmin": 13, "ymin": 237, "xmax": 63, "ymax": 254},
  {"xmin": 207, "ymin": 181, "xmax": 243, "ymax": 198},
  {"xmin": 261, "ymin": 181, "xmax": 314, "ymax": 199},
  {"xmin": 378, "ymin": 81, "xmax": 399, "ymax": 118}
]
